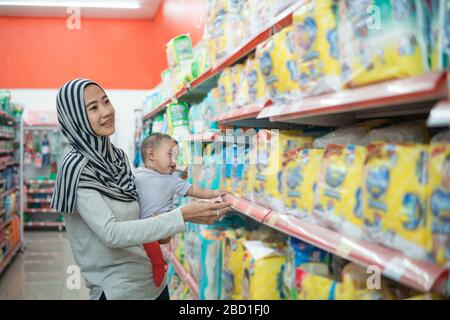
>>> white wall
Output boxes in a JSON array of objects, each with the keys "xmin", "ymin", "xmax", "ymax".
[{"xmin": 8, "ymin": 88, "xmax": 146, "ymax": 164}]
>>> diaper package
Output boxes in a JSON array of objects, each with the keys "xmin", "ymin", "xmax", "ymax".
[
  {"xmin": 242, "ymin": 240, "xmax": 286, "ymax": 300},
  {"xmin": 363, "ymin": 143, "xmax": 432, "ymax": 261},
  {"xmin": 221, "ymin": 228, "xmax": 247, "ymax": 300},
  {"xmin": 253, "ymin": 130, "xmax": 313, "ymax": 212},
  {"xmin": 429, "ymin": 143, "xmax": 450, "ymax": 267},
  {"xmin": 314, "ymin": 144, "xmax": 368, "ymax": 239},
  {"xmin": 297, "ymin": 270, "xmax": 340, "ymax": 300},
  {"xmin": 230, "ymin": 64, "xmax": 245, "ymax": 108},
  {"xmin": 293, "ymin": 0, "xmax": 342, "ymax": 96},
  {"xmin": 256, "ymin": 26, "xmax": 302, "ymax": 102},
  {"xmin": 283, "ymin": 148, "xmax": 324, "ymax": 221},
  {"xmin": 247, "ymin": 56, "xmax": 269, "ymax": 105},
  {"xmin": 217, "ymin": 67, "xmax": 234, "ymax": 111},
  {"xmin": 430, "ymin": 0, "xmax": 450, "ymax": 70},
  {"xmin": 199, "ymin": 229, "xmax": 223, "ymax": 300},
  {"xmin": 337, "ymin": 0, "xmax": 429, "ymax": 87},
  {"xmin": 166, "ymin": 34, "xmax": 194, "ymax": 68},
  {"xmin": 283, "ymin": 237, "xmax": 330, "ymax": 300},
  {"xmin": 167, "ymin": 102, "xmax": 191, "ymax": 141}
]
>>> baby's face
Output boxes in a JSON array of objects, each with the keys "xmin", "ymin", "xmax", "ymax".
[{"xmin": 152, "ymin": 139, "xmax": 177, "ymax": 174}]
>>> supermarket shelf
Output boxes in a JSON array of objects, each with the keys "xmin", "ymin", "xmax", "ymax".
[
  {"xmin": 24, "ymin": 222, "xmax": 65, "ymax": 228},
  {"xmin": 224, "ymin": 194, "xmax": 449, "ymax": 294},
  {"xmin": 27, "ymin": 188, "xmax": 54, "ymax": 194},
  {"xmin": 162, "ymin": 247, "xmax": 199, "ymax": 299},
  {"xmin": 26, "ymin": 180, "xmax": 55, "ymax": 185},
  {"xmin": 0, "ymin": 111, "xmax": 16, "ymax": 124},
  {"xmin": 25, "ymin": 208, "xmax": 59, "ymax": 213},
  {"xmin": 0, "ymin": 149, "xmax": 15, "ymax": 154},
  {"xmin": 427, "ymin": 100, "xmax": 450, "ymax": 127},
  {"xmin": 2, "ymin": 187, "xmax": 16, "ymax": 197},
  {"xmin": 216, "ymin": 101, "xmax": 272, "ymax": 124},
  {"xmin": 0, "ymin": 242, "xmax": 22, "ymax": 276},
  {"xmin": 27, "ymin": 198, "xmax": 51, "ymax": 203},
  {"xmin": 0, "ymin": 161, "xmax": 19, "ymax": 170},
  {"xmin": 257, "ymin": 71, "xmax": 448, "ymax": 126},
  {"xmin": 0, "ymin": 217, "xmax": 12, "ymax": 230},
  {"xmin": 0, "ymin": 134, "xmax": 15, "ymax": 140},
  {"xmin": 142, "ymin": 1, "xmax": 303, "ymax": 121},
  {"xmin": 186, "ymin": 132, "xmax": 221, "ymax": 143}
]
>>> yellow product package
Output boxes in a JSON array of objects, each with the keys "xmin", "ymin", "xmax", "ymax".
[
  {"xmin": 429, "ymin": 143, "xmax": 450, "ymax": 267},
  {"xmin": 221, "ymin": 229, "xmax": 247, "ymax": 300},
  {"xmin": 297, "ymin": 270, "xmax": 340, "ymax": 300},
  {"xmin": 256, "ymin": 26, "xmax": 302, "ymax": 102},
  {"xmin": 283, "ymin": 148, "xmax": 324, "ymax": 221},
  {"xmin": 293, "ymin": 0, "xmax": 341, "ymax": 96},
  {"xmin": 337, "ymin": 0, "xmax": 428, "ymax": 88},
  {"xmin": 363, "ymin": 143, "xmax": 432, "ymax": 261},
  {"xmin": 217, "ymin": 67, "xmax": 234, "ymax": 111},
  {"xmin": 247, "ymin": 56, "xmax": 268, "ymax": 104},
  {"xmin": 231, "ymin": 64, "xmax": 245, "ymax": 107},
  {"xmin": 254, "ymin": 130, "xmax": 313, "ymax": 212},
  {"xmin": 242, "ymin": 240, "xmax": 286, "ymax": 300},
  {"xmin": 314, "ymin": 144, "xmax": 367, "ymax": 239}
]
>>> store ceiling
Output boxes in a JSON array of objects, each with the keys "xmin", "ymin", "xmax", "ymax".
[{"xmin": 0, "ymin": 0, "xmax": 162, "ymax": 19}]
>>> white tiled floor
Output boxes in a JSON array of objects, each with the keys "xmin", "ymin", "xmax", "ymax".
[{"xmin": 0, "ymin": 231, "xmax": 89, "ymax": 300}]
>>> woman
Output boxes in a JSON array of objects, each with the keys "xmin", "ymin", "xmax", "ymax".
[{"xmin": 51, "ymin": 78, "xmax": 231, "ymax": 300}]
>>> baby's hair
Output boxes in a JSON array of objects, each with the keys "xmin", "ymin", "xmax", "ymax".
[{"xmin": 140, "ymin": 133, "xmax": 178, "ymax": 162}]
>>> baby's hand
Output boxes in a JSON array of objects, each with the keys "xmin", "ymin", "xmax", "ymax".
[
  {"xmin": 213, "ymin": 190, "xmax": 228, "ymax": 200},
  {"xmin": 158, "ymin": 237, "xmax": 171, "ymax": 245}
]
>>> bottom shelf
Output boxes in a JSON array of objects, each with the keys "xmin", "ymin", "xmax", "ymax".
[
  {"xmin": 24, "ymin": 221, "xmax": 65, "ymax": 229},
  {"xmin": 0, "ymin": 242, "xmax": 22, "ymax": 276},
  {"xmin": 162, "ymin": 247, "xmax": 199, "ymax": 300}
]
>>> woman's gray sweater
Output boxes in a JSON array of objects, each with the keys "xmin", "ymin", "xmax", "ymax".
[{"xmin": 64, "ymin": 187, "xmax": 186, "ymax": 299}]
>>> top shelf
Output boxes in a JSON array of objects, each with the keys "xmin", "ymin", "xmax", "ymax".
[{"xmin": 142, "ymin": 1, "xmax": 303, "ymax": 121}]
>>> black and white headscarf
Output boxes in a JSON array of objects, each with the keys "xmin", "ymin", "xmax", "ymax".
[{"xmin": 51, "ymin": 78, "xmax": 138, "ymax": 214}]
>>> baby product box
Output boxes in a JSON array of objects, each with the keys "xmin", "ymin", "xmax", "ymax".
[
  {"xmin": 337, "ymin": 0, "xmax": 428, "ymax": 87},
  {"xmin": 314, "ymin": 144, "xmax": 367, "ymax": 239},
  {"xmin": 363, "ymin": 143, "xmax": 432, "ymax": 261}
]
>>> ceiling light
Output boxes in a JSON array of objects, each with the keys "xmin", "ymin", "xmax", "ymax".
[{"xmin": 0, "ymin": 1, "xmax": 140, "ymax": 9}]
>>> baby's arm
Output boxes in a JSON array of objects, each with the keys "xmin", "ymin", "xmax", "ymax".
[{"xmin": 186, "ymin": 186, "xmax": 227, "ymax": 199}]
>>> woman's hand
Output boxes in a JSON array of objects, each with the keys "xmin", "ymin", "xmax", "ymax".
[{"xmin": 181, "ymin": 201, "xmax": 231, "ymax": 225}]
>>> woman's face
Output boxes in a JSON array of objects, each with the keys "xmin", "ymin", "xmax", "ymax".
[{"xmin": 84, "ymin": 84, "xmax": 115, "ymax": 136}]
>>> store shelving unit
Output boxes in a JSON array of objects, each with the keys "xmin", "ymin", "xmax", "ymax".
[
  {"xmin": 141, "ymin": 0, "xmax": 450, "ymax": 300},
  {"xmin": 0, "ymin": 110, "xmax": 22, "ymax": 277},
  {"xmin": 224, "ymin": 194, "xmax": 449, "ymax": 294},
  {"xmin": 20, "ymin": 124, "xmax": 69, "ymax": 231},
  {"xmin": 142, "ymin": 1, "xmax": 304, "ymax": 121},
  {"xmin": 162, "ymin": 247, "xmax": 199, "ymax": 299}
]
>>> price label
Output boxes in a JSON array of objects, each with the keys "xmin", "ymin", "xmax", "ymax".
[
  {"xmin": 384, "ymin": 257, "xmax": 408, "ymax": 282},
  {"xmin": 336, "ymin": 241, "xmax": 352, "ymax": 258},
  {"xmin": 266, "ymin": 214, "xmax": 279, "ymax": 226}
]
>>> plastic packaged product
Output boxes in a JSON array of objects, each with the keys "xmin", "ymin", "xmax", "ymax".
[
  {"xmin": 430, "ymin": 0, "xmax": 450, "ymax": 70},
  {"xmin": 240, "ymin": 150, "xmax": 256, "ymax": 200},
  {"xmin": 363, "ymin": 143, "xmax": 432, "ymax": 261},
  {"xmin": 283, "ymin": 148, "xmax": 324, "ymax": 221},
  {"xmin": 253, "ymin": 130, "xmax": 313, "ymax": 212},
  {"xmin": 314, "ymin": 144, "xmax": 367, "ymax": 239},
  {"xmin": 313, "ymin": 120, "xmax": 391, "ymax": 149},
  {"xmin": 429, "ymin": 143, "xmax": 450, "ymax": 267},
  {"xmin": 293, "ymin": 0, "xmax": 342, "ymax": 96},
  {"xmin": 431, "ymin": 130, "xmax": 450, "ymax": 143},
  {"xmin": 361, "ymin": 121, "xmax": 430, "ymax": 145},
  {"xmin": 221, "ymin": 228, "xmax": 247, "ymax": 300},
  {"xmin": 151, "ymin": 114, "xmax": 164, "ymax": 134},
  {"xmin": 242, "ymin": 240, "xmax": 286, "ymax": 300},
  {"xmin": 283, "ymin": 237, "xmax": 330, "ymax": 300},
  {"xmin": 337, "ymin": 0, "xmax": 429, "ymax": 88},
  {"xmin": 296, "ymin": 270, "xmax": 340, "ymax": 300},
  {"xmin": 230, "ymin": 64, "xmax": 245, "ymax": 108},
  {"xmin": 247, "ymin": 56, "xmax": 269, "ymax": 104},
  {"xmin": 256, "ymin": 26, "xmax": 302, "ymax": 103},
  {"xmin": 199, "ymin": 229, "xmax": 223, "ymax": 300},
  {"xmin": 167, "ymin": 102, "xmax": 191, "ymax": 141},
  {"xmin": 166, "ymin": 34, "xmax": 194, "ymax": 68},
  {"xmin": 218, "ymin": 68, "xmax": 234, "ymax": 110},
  {"xmin": 236, "ymin": 61, "xmax": 250, "ymax": 107}
]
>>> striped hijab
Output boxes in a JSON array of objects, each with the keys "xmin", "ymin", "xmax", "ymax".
[{"xmin": 51, "ymin": 79, "xmax": 138, "ymax": 214}]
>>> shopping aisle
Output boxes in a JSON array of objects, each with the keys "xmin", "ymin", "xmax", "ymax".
[{"xmin": 0, "ymin": 231, "xmax": 89, "ymax": 300}]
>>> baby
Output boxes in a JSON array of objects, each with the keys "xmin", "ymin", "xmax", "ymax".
[{"xmin": 134, "ymin": 133, "xmax": 225, "ymax": 287}]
